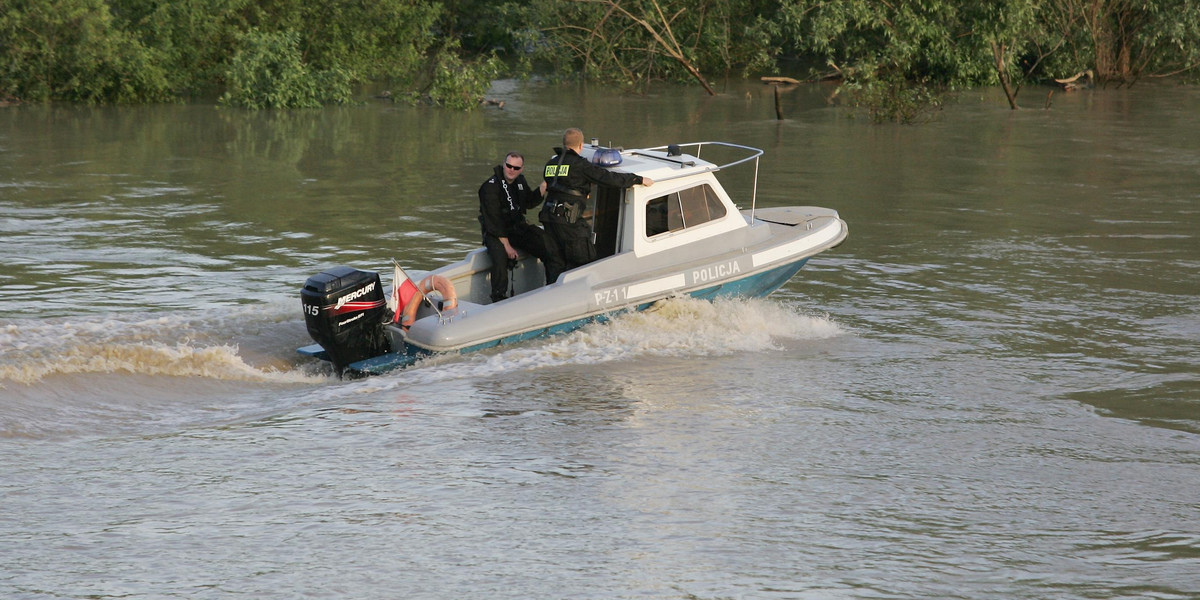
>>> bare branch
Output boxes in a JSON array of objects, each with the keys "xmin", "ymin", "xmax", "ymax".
[{"xmin": 598, "ymin": 0, "xmax": 716, "ymax": 95}]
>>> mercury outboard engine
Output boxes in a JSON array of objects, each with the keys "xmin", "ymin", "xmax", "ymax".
[{"xmin": 300, "ymin": 266, "xmax": 390, "ymax": 376}]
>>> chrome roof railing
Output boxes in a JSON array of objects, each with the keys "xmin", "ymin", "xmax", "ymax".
[{"xmin": 630, "ymin": 141, "xmax": 765, "ymax": 219}]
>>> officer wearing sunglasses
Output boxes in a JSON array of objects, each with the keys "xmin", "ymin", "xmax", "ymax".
[{"xmin": 478, "ymin": 151, "xmax": 566, "ymax": 303}]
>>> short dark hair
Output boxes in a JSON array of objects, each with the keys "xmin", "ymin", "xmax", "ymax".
[{"xmin": 505, "ymin": 151, "xmax": 524, "ymax": 162}]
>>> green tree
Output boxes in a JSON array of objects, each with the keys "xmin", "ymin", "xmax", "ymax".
[
  {"xmin": 531, "ymin": 0, "xmax": 771, "ymax": 92},
  {"xmin": 1, "ymin": 0, "xmax": 504, "ymax": 107},
  {"xmin": 532, "ymin": 0, "xmax": 1200, "ymax": 119},
  {"xmin": 5, "ymin": 0, "xmax": 1199, "ymax": 109},
  {"xmin": 118, "ymin": 0, "xmax": 257, "ymax": 98},
  {"xmin": 219, "ymin": 29, "xmax": 351, "ymax": 109},
  {"xmin": 0, "ymin": 0, "xmax": 171, "ymax": 103},
  {"xmin": 1035, "ymin": 0, "xmax": 1200, "ymax": 83},
  {"xmin": 293, "ymin": 1, "xmax": 441, "ymax": 82}
]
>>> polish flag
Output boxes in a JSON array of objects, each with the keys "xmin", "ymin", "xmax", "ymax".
[{"xmin": 391, "ymin": 261, "xmax": 419, "ymax": 323}]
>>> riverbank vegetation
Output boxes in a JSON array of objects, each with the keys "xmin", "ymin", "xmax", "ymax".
[{"xmin": 3, "ymin": 0, "xmax": 1198, "ymax": 115}]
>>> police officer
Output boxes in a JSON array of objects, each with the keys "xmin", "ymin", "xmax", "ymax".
[
  {"xmin": 479, "ymin": 151, "xmax": 565, "ymax": 303},
  {"xmin": 538, "ymin": 128, "xmax": 653, "ymax": 270}
]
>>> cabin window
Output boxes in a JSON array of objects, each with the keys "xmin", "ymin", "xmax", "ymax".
[{"xmin": 645, "ymin": 184, "xmax": 726, "ymax": 237}]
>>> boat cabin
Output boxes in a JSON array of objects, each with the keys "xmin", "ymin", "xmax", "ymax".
[{"xmin": 587, "ymin": 142, "xmax": 755, "ymax": 261}]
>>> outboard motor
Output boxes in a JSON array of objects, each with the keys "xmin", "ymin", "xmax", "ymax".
[{"xmin": 300, "ymin": 266, "xmax": 390, "ymax": 375}]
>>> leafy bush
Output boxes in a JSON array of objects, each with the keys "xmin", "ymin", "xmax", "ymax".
[
  {"xmin": 219, "ymin": 29, "xmax": 351, "ymax": 109},
  {"xmin": 4, "ymin": 0, "xmax": 1198, "ymax": 110},
  {"xmin": 845, "ymin": 75, "xmax": 944, "ymax": 124},
  {"xmin": 0, "ymin": 0, "xmax": 171, "ymax": 103},
  {"xmin": 423, "ymin": 44, "xmax": 504, "ymax": 109}
]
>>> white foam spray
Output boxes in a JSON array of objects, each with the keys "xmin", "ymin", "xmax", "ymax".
[
  {"xmin": 365, "ymin": 295, "xmax": 843, "ymax": 390},
  {"xmin": 0, "ymin": 301, "xmax": 319, "ymax": 386}
]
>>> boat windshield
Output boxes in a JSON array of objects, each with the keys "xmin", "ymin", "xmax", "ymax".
[{"xmin": 645, "ymin": 184, "xmax": 727, "ymax": 237}]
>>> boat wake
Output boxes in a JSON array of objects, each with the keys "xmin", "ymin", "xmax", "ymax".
[
  {"xmin": 1, "ymin": 340, "xmax": 297, "ymax": 385},
  {"xmin": 0, "ymin": 302, "xmax": 319, "ymax": 386},
  {"xmin": 0, "ymin": 296, "xmax": 840, "ymax": 438},
  {"xmin": 0, "ymin": 302, "xmax": 331, "ymax": 439},
  {"xmin": 370, "ymin": 295, "xmax": 844, "ymax": 387},
  {"xmin": 566, "ymin": 294, "xmax": 842, "ymax": 359}
]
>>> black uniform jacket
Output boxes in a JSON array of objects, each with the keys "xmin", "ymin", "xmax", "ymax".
[
  {"xmin": 541, "ymin": 147, "xmax": 643, "ymax": 199},
  {"xmin": 479, "ymin": 165, "xmax": 541, "ymax": 239}
]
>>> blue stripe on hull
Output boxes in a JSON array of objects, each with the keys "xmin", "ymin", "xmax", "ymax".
[{"xmin": 345, "ymin": 258, "xmax": 810, "ymax": 375}]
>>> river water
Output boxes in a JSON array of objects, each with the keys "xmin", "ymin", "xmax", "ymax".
[{"xmin": 2, "ymin": 79, "xmax": 1198, "ymax": 599}]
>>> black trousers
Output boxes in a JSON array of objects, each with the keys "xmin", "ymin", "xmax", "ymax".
[
  {"xmin": 544, "ymin": 220, "xmax": 595, "ymax": 271},
  {"xmin": 483, "ymin": 222, "xmax": 564, "ymax": 303}
]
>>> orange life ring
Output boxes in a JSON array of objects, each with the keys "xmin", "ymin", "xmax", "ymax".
[{"xmin": 400, "ymin": 275, "xmax": 458, "ymax": 327}]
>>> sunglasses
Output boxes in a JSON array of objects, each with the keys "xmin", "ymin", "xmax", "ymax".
[{"xmin": 504, "ymin": 162, "xmax": 523, "ymax": 171}]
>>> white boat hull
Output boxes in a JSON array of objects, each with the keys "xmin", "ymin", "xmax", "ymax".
[{"xmin": 299, "ymin": 142, "xmax": 848, "ymax": 376}]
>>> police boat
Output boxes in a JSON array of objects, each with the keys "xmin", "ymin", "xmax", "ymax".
[{"xmin": 298, "ymin": 141, "xmax": 848, "ymax": 376}]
